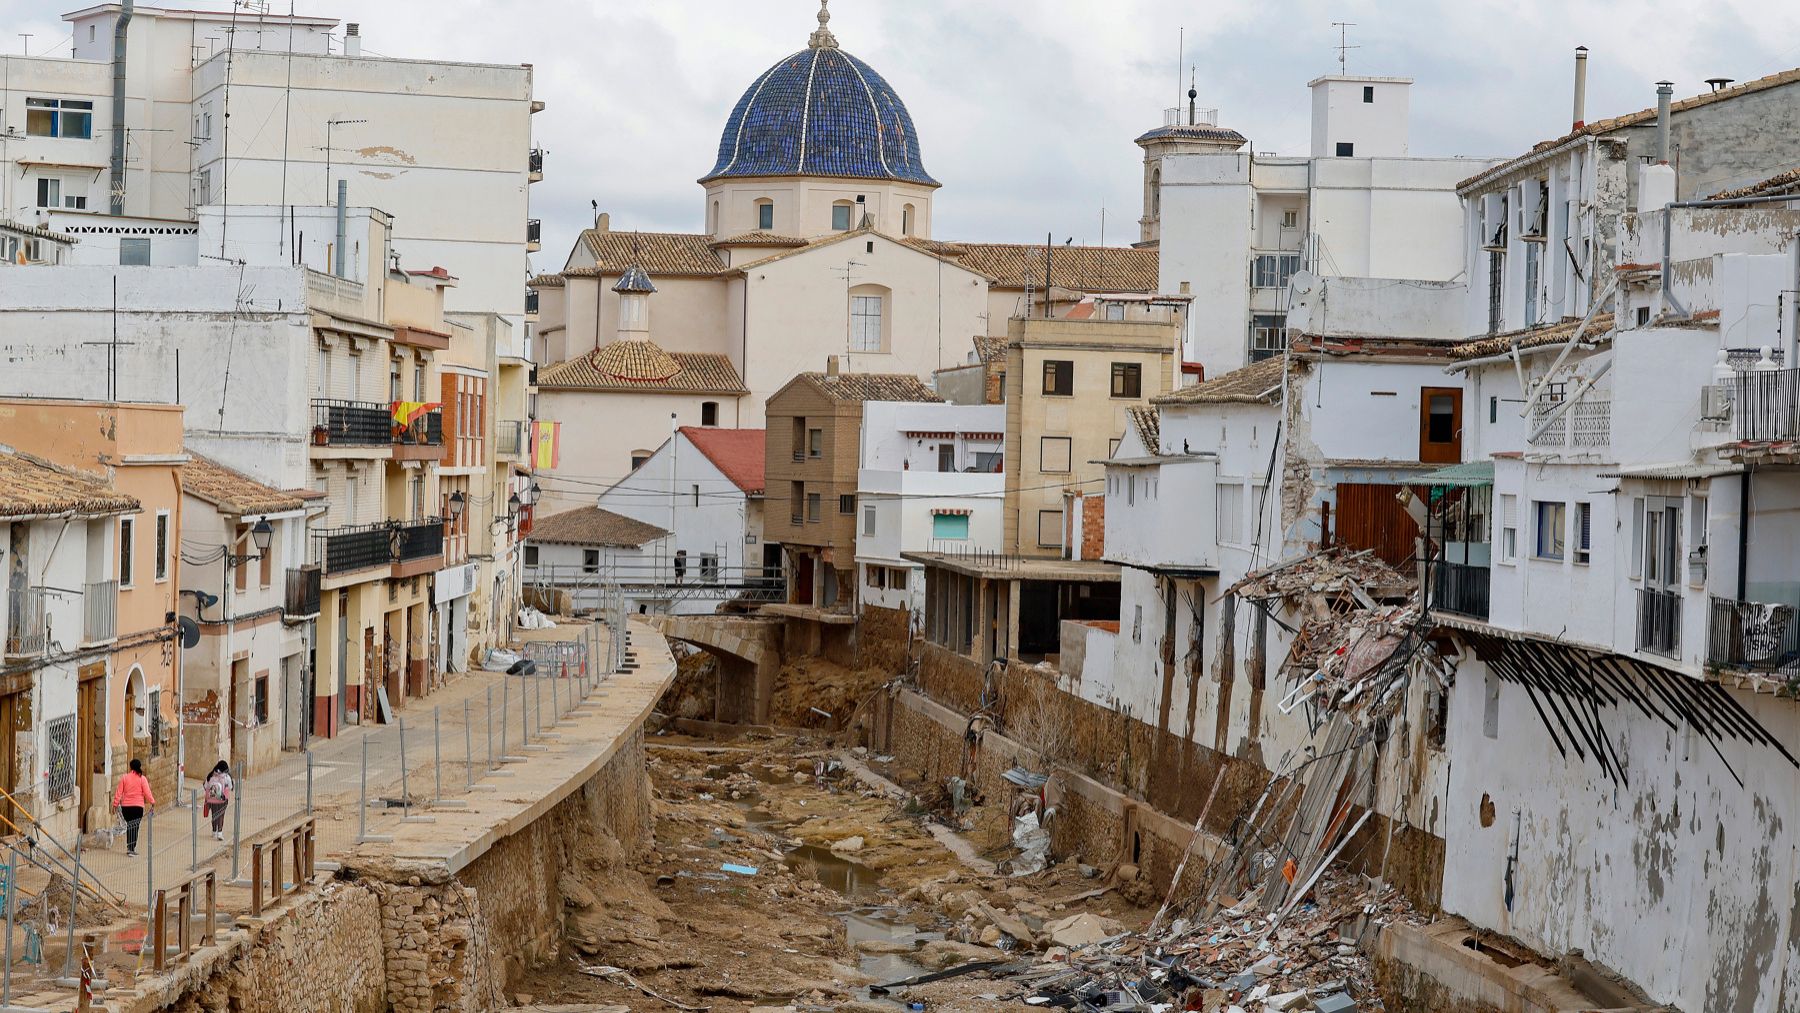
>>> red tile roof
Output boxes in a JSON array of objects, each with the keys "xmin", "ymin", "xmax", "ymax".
[{"xmin": 680, "ymin": 427, "xmax": 766, "ymax": 496}]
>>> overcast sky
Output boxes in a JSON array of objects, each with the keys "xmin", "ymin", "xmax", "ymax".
[{"xmin": 7, "ymin": 0, "xmax": 1800, "ymax": 273}]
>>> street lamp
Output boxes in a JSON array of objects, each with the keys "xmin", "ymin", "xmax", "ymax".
[
  {"xmin": 447, "ymin": 490, "xmax": 466, "ymax": 522},
  {"xmin": 507, "ymin": 492, "xmax": 522, "ymax": 517},
  {"xmin": 227, "ymin": 518, "xmax": 274, "ymax": 567}
]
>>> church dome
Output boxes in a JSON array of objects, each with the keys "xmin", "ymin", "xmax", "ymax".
[{"xmin": 702, "ymin": 3, "xmax": 936, "ymax": 187}]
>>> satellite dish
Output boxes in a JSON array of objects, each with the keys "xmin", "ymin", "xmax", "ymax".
[{"xmin": 177, "ymin": 615, "xmax": 201, "ymax": 650}]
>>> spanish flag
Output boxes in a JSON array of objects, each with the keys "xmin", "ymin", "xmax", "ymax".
[
  {"xmin": 530, "ymin": 421, "xmax": 560, "ymax": 470},
  {"xmin": 391, "ymin": 401, "xmax": 442, "ymax": 427}
]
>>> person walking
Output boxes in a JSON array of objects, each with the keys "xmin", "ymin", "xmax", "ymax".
[
  {"xmin": 112, "ymin": 759, "xmax": 155, "ymax": 857},
  {"xmin": 203, "ymin": 761, "xmax": 233, "ymax": 841}
]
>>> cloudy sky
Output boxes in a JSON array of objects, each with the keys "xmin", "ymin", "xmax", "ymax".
[{"xmin": 7, "ymin": 0, "xmax": 1800, "ymax": 273}]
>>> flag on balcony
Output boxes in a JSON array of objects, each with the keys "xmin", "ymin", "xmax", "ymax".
[
  {"xmin": 390, "ymin": 401, "xmax": 442, "ymax": 427},
  {"xmin": 530, "ymin": 421, "xmax": 561, "ymax": 469}
]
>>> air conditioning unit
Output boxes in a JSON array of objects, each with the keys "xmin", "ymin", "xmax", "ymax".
[
  {"xmin": 1700, "ymin": 385, "xmax": 1734, "ymax": 422},
  {"xmin": 1687, "ymin": 547, "xmax": 1707, "ymax": 588},
  {"xmin": 1480, "ymin": 193, "xmax": 1508, "ymax": 251}
]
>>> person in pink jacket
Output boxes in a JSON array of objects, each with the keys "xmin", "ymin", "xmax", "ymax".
[{"xmin": 112, "ymin": 759, "xmax": 155, "ymax": 857}]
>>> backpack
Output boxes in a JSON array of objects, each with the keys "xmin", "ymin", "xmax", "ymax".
[{"xmin": 206, "ymin": 775, "xmax": 228, "ymax": 803}]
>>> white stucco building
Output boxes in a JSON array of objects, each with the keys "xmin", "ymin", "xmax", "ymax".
[{"xmin": 854, "ymin": 401, "xmax": 1005, "ymax": 613}]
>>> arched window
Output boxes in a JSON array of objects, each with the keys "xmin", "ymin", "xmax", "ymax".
[
  {"xmin": 831, "ymin": 200, "xmax": 854, "ymax": 231},
  {"xmin": 630, "ymin": 450, "xmax": 652, "ymax": 471},
  {"xmin": 848, "ymin": 283, "xmax": 892, "ymax": 353},
  {"xmin": 1150, "ymin": 165, "xmax": 1161, "ymax": 218},
  {"xmin": 709, "ymin": 200, "xmax": 720, "ymax": 235},
  {"xmin": 901, "ymin": 203, "xmax": 915, "ymax": 236},
  {"xmin": 755, "ymin": 199, "xmax": 774, "ymax": 231}
]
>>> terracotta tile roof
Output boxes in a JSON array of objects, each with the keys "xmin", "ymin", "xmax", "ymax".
[
  {"xmin": 1448, "ymin": 312, "xmax": 1616, "ymax": 361},
  {"xmin": 711, "ymin": 231, "xmax": 809, "ymax": 248},
  {"xmin": 0, "ymin": 219, "xmax": 76, "ymax": 243},
  {"xmin": 1126, "ymin": 406, "xmax": 1160, "ymax": 453},
  {"xmin": 537, "ymin": 344, "xmax": 748, "ymax": 395},
  {"xmin": 182, "ymin": 452, "xmax": 304, "ymax": 516},
  {"xmin": 1458, "ymin": 67, "xmax": 1800, "ymax": 193},
  {"xmin": 798, "ymin": 372, "xmax": 943, "ymax": 404},
  {"xmin": 908, "ymin": 239, "xmax": 1159, "ymax": 292},
  {"xmin": 528, "ymin": 506, "xmax": 669, "ymax": 548},
  {"xmin": 680, "ymin": 427, "xmax": 766, "ymax": 495},
  {"xmin": 973, "ymin": 335, "xmax": 1007, "ymax": 363},
  {"xmin": 527, "ymin": 273, "xmax": 564, "ymax": 288},
  {"xmin": 0, "ymin": 450, "xmax": 139, "ymax": 519},
  {"xmin": 1153, "ymin": 356, "xmax": 1285, "ymax": 405},
  {"xmin": 569, "ymin": 230, "xmax": 727, "ymax": 278},
  {"xmin": 1710, "ymin": 166, "xmax": 1800, "ymax": 201}
]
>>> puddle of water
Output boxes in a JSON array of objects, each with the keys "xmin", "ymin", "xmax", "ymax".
[{"xmin": 784, "ymin": 843, "xmax": 882, "ymax": 899}]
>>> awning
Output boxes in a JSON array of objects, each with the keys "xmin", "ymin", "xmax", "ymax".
[
  {"xmin": 904, "ymin": 430, "xmax": 955, "ymax": 439},
  {"xmin": 1596, "ymin": 462, "xmax": 1744, "ymax": 480},
  {"xmin": 931, "ymin": 507, "xmax": 972, "ymax": 516},
  {"xmin": 961, "ymin": 431, "xmax": 1004, "ymax": 441},
  {"xmin": 1418, "ymin": 460, "xmax": 1494, "ymax": 487}
]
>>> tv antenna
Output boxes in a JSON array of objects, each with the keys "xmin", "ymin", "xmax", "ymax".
[{"xmin": 1331, "ymin": 22, "xmax": 1358, "ymax": 74}]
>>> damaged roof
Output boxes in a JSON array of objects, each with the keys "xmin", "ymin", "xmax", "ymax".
[
  {"xmin": 1448, "ymin": 312, "xmax": 1616, "ymax": 361},
  {"xmin": 0, "ymin": 449, "xmax": 139, "ymax": 519},
  {"xmin": 1153, "ymin": 356, "xmax": 1284, "ymax": 405},
  {"xmin": 1125, "ymin": 406, "xmax": 1160, "ymax": 453},
  {"xmin": 1709, "ymin": 165, "xmax": 1800, "ymax": 202},
  {"xmin": 183, "ymin": 453, "xmax": 305, "ymax": 517}
]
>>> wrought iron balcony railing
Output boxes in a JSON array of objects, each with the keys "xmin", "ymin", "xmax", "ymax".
[
  {"xmin": 1707, "ymin": 594, "xmax": 1799, "ymax": 676},
  {"xmin": 5, "ymin": 587, "xmax": 48, "ymax": 656},
  {"xmin": 83, "ymin": 579, "xmax": 117, "ymax": 642},
  {"xmin": 285, "ymin": 566, "xmax": 322, "ymax": 617},
  {"xmin": 1636, "ymin": 587, "xmax": 1682, "ymax": 658},
  {"xmin": 1430, "ymin": 560, "xmax": 1490, "ymax": 620}
]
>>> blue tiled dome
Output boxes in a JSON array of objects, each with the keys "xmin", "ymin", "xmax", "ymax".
[{"xmin": 704, "ymin": 44, "xmax": 936, "ymax": 187}]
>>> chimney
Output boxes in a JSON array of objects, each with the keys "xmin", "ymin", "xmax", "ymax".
[
  {"xmin": 596, "ymin": 211, "xmax": 610, "ymax": 232},
  {"xmin": 334, "ymin": 179, "xmax": 348, "ymax": 278},
  {"xmin": 1655, "ymin": 81, "xmax": 1673, "ymax": 163},
  {"xmin": 345, "ymin": 22, "xmax": 361, "ymax": 58},
  {"xmin": 826, "ymin": 355, "xmax": 842, "ymax": 377},
  {"xmin": 1571, "ymin": 47, "xmax": 1588, "ymax": 130}
]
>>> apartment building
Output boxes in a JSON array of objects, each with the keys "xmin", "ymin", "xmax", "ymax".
[
  {"xmin": 1, "ymin": 399, "xmax": 185, "ymax": 831},
  {"xmin": 1147, "ymin": 75, "xmax": 1493, "ymax": 373},
  {"xmin": 763, "ymin": 368, "xmax": 941, "ymax": 613},
  {"xmin": 0, "ymin": 449, "xmax": 140, "ymax": 843},
  {"xmin": 3, "ymin": 4, "xmax": 541, "ymax": 326},
  {"xmin": 1001, "ymin": 313, "xmax": 1180, "ymax": 558}
]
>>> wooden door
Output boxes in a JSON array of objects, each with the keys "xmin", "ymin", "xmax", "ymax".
[
  {"xmin": 77, "ymin": 670, "xmax": 104, "ymax": 832},
  {"xmin": 361, "ymin": 627, "xmax": 376, "ymax": 724},
  {"xmin": 1419, "ymin": 387, "xmax": 1463, "ymax": 464},
  {"xmin": 229, "ymin": 658, "xmax": 248, "ymax": 770},
  {"xmin": 0, "ymin": 691, "xmax": 19, "ymax": 833}
]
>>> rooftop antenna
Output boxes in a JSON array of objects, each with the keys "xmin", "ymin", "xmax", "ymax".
[
  {"xmin": 1175, "ymin": 27, "xmax": 1184, "ymax": 111},
  {"xmin": 1331, "ymin": 22, "xmax": 1359, "ymax": 74},
  {"xmin": 1188, "ymin": 66, "xmax": 1198, "ymax": 125},
  {"xmin": 18, "ymin": 34, "xmax": 31, "ymax": 55}
]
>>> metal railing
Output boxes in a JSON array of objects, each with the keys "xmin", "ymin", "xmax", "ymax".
[
  {"xmin": 1430, "ymin": 560, "xmax": 1490, "ymax": 620},
  {"xmin": 1636, "ymin": 587, "xmax": 1682, "ymax": 658},
  {"xmin": 529, "ymin": 147, "xmax": 545, "ymax": 176},
  {"xmin": 1707, "ymin": 594, "xmax": 1800, "ymax": 675},
  {"xmin": 1529, "ymin": 393, "xmax": 1611, "ymax": 448},
  {"xmin": 527, "ymin": 562, "xmax": 782, "ymax": 614},
  {"xmin": 314, "ymin": 522, "xmax": 395, "ymax": 575},
  {"xmin": 396, "ymin": 518, "xmax": 446, "ymax": 562},
  {"xmin": 524, "ymin": 287, "xmax": 540, "ymax": 315},
  {"xmin": 526, "ymin": 218, "xmax": 542, "ymax": 244},
  {"xmin": 286, "ymin": 566, "xmax": 322, "ymax": 617},
  {"xmin": 1732, "ymin": 367, "xmax": 1800, "ymax": 442},
  {"xmin": 82, "ymin": 579, "xmax": 117, "ymax": 642},
  {"xmin": 4, "ymin": 587, "xmax": 48, "ymax": 656},
  {"xmin": 396, "ymin": 408, "xmax": 444, "ymax": 447},
  {"xmin": 496, "ymin": 419, "xmax": 527, "ymax": 457},
  {"xmin": 1724, "ymin": 347, "xmax": 1785, "ymax": 371},
  {"xmin": 311, "ymin": 398, "xmax": 391, "ymax": 446}
]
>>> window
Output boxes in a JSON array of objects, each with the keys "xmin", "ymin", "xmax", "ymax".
[
  {"xmin": 932, "ymin": 513, "xmax": 970, "ymax": 540},
  {"xmin": 1105, "ymin": 302, "xmax": 1126, "ymax": 321},
  {"xmin": 1248, "ymin": 314, "xmax": 1287, "ymax": 362},
  {"xmin": 46, "ymin": 715, "xmax": 75, "ymax": 802},
  {"xmin": 701, "ymin": 401, "xmax": 719, "ymax": 427},
  {"xmin": 1419, "ymin": 387, "xmax": 1462, "ymax": 464},
  {"xmin": 197, "ymin": 169, "xmax": 212, "ymax": 205},
  {"xmin": 791, "ymin": 417, "xmax": 806, "ymax": 461},
  {"xmin": 35, "ymin": 178, "xmax": 60, "ymax": 209},
  {"xmin": 757, "ymin": 200, "xmax": 774, "ymax": 231},
  {"xmin": 1042, "ymin": 359, "xmax": 1073, "ymax": 395},
  {"xmin": 1486, "ymin": 251, "xmax": 1505, "ymax": 335},
  {"xmin": 1574, "ymin": 502, "xmax": 1592, "ymax": 564},
  {"xmin": 119, "ymin": 517, "xmax": 134, "ymax": 587},
  {"xmin": 974, "ymin": 450, "xmax": 1003, "ymax": 473},
  {"xmin": 937, "ymin": 444, "xmax": 956, "ymax": 472},
  {"xmin": 701, "ymin": 553, "xmax": 719, "ymax": 581},
  {"xmin": 850, "ymin": 295, "xmax": 883, "ymax": 352},
  {"xmin": 1217, "ymin": 483, "xmax": 1243, "ymax": 544},
  {"xmin": 1362, "ymin": 85, "xmax": 1375, "ymax": 103},
  {"xmin": 253, "ymin": 674, "xmax": 269, "ymax": 725},
  {"xmin": 26, "ymin": 98, "xmax": 94, "ymax": 138},
  {"xmin": 582, "ymin": 549, "xmax": 600, "ymax": 573},
  {"xmin": 1534, "ymin": 500, "xmax": 1565, "ymax": 560},
  {"xmin": 1335, "ymin": 142, "xmax": 1355, "ymax": 157},
  {"xmin": 119, "ymin": 238, "xmax": 151, "ymax": 266},
  {"xmin": 1111, "ymin": 362, "xmax": 1142, "ymax": 398},
  {"xmin": 390, "ymin": 360, "xmax": 402, "ymax": 403},
  {"xmin": 693, "ymin": 484, "xmax": 702, "ymax": 508},
  {"xmin": 832, "ymin": 203, "xmax": 853, "ymax": 231},
  {"xmin": 1638, "ymin": 497, "xmax": 1682, "ymax": 590},
  {"xmin": 806, "ymin": 493, "xmax": 821, "ymax": 522},
  {"xmin": 1523, "ymin": 242, "xmax": 1543, "ymax": 327},
  {"xmin": 838, "ymin": 494, "xmax": 855, "ymax": 514},
  {"xmin": 1036, "ymin": 510, "xmax": 1064, "ymax": 549},
  {"xmin": 1500, "ymin": 494, "xmax": 1517, "ymax": 562},
  {"xmin": 1489, "ymin": 395, "xmax": 1498, "ymax": 424},
  {"xmin": 901, "ymin": 203, "xmax": 915, "ymax": 235},
  {"xmin": 1250, "ymin": 254, "xmax": 1301, "ymax": 289},
  {"xmin": 863, "ymin": 506, "xmax": 876, "ymax": 536},
  {"xmin": 808, "ymin": 428, "xmax": 823, "ymax": 458},
  {"xmin": 154, "ymin": 512, "xmax": 169, "ymax": 581},
  {"xmin": 1039, "ymin": 436, "xmax": 1072, "ymax": 474},
  {"xmin": 524, "ymin": 545, "xmax": 539, "ymax": 566},
  {"xmin": 414, "ymin": 363, "xmax": 426, "ymax": 401},
  {"xmin": 1281, "ymin": 209, "xmax": 1298, "ymax": 229},
  {"xmin": 1126, "ymin": 474, "xmax": 1136, "ymax": 505},
  {"xmin": 890, "ymin": 567, "xmax": 908, "ymax": 590},
  {"xmin": 630, "ymin": 452, "xmax": 650, "ymax": 471},
  {"xmin": 201, "ymin": 109, "xmax": 213, "ymax": 140},
  {"xmin": 866, "ymin": 566, "xmax": 885, "ymax": 588},
  {"xmin": 790, "ymin": 481, "xmax": 805, "ymax": 523}
]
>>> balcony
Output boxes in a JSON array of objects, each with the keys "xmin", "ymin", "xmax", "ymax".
[
  {"xmin": 524, "ymin": 287, "xmax": 539, "ymax": 316},
  {"xmin": 311, "ymin": 399, "xmax": 391, "ymax": 448},
  {"xmin": 528, "ymin": 147, "xmax": 545, "ymax": 181},
  {"xmin": 526, "ymin": 218, "xmax": 542, "ymax": 252},
  {"xmin": 1636, "ymin": 587, "xmax": 1682, "ymax": 658},
  {"xmin": 1732, "ymin": 367, "xmax": 1800, "ymax": 443},
  {"xmin": 313, "ymin": 519, "xmax": 446, "ymax": 579},
  {"xmin": 1528, "ymin": 393, "xmax": 1610, "ymax": 449},
  {"xmin": 285, "ymin": 566, "xmax": 322, "ymax": 618},
  {"xmin": 496, "ymin": 420, "xmax": 527, "ymax": 458},
  {"xmin": 4, "ymin": 587, "xmax": 48, "ymax": 657},
  {"xmin": 393, "ymin": 517, "xmax": 446, "ymax": 578},
  {"xmin": 82, "ymin": 579, "xmax": 117, "ymax": 643},
  {"xmin": 392, "ymin": 408, "xmax": 444, "ymax": 461},
  {"xmin": 1707, "ymin": 594, "xmax": 1799, "ymax": 678},
  {"xmin": 1430, "ymin": 561, "xmax": 1490, "ymax": 620}
]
